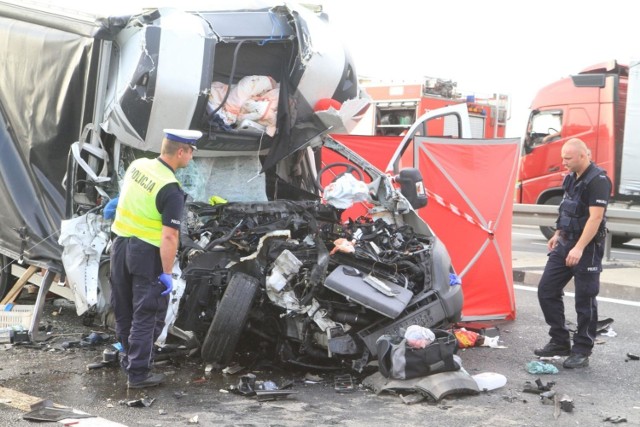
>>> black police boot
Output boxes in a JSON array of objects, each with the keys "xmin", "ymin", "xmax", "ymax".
[
  {"xmin": 127, "ymin": 372, "xmax": 166, "ymax": 389},
  {"xmin": 534, "ymin": 341, "xmax": 571, "ymax": 357},
  {"xmin": 563, "ymin": 353, "xmax": 589, "ymax": 369}
]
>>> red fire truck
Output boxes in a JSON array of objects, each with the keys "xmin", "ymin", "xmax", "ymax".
[{"xmin": 351, "ymin": 78, "xmax": 509, "ymax": 138}]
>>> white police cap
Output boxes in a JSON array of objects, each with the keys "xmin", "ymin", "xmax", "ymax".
[{"xmin": 163, "ymin": 129, "xmax": 202, "ymax": 149}]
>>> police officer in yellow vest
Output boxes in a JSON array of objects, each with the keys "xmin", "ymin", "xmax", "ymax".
[{"xmin": 110, "ymin": 129, "xmax": 200, "ymax": 389}]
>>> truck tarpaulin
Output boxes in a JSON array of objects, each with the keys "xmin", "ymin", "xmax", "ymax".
[
  {"xmin": 415, "ymin": 137, "xmax": 520, "ymax": 320},
  {"xmin": 0, "ymin": 9, "xmax": 107, "ymax": 267},
  {"xmin": 620, "ymin": 60, "xmax": 640, "ymax": 195},
  {"xmin": 328, "ymin": 134, "xmax": 520, "ymax": 320}
]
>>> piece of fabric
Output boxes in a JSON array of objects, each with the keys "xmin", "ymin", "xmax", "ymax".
[
  {"xmin": 404, "ymin": 325, "xmax": 435, "ymax": 349},
  {"xmin": 454, "ymin": 328, "xmax": 480, "ymax": 348},
  {"xmin": 526, "ymin": 361, "xmax": 559, "ymax": 374},
  {"xmin": 208, "ymin": 76, "xmax": 279, "ymax": 136},
  {"xmin": 322, "ymin": 173, "xmax": 370, "ymax": 209}
]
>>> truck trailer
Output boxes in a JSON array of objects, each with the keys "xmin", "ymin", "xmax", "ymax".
[{"xmin": 516, "ymin": 60, "xmax": 640, "ymax": 243}]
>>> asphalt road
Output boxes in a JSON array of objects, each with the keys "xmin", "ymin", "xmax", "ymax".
[{"xmin": 1, "ymin": 284, "xmax": 639, "ymax": 426}]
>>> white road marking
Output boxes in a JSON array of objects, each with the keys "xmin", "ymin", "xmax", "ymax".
[
  {"xmin": 515, "ymin": 284, "xmax": 640, "ymax": 307},
  {"xmin": 0, "ymin": 386, "xmax": 126, "ymax": 426},
  {"xmin": 512, "ymin": 232, "xmax": 544, "ymax": 238},
  {"xmin": 513, "ymin": 231, "xmax": 640, "ymax": 259}
]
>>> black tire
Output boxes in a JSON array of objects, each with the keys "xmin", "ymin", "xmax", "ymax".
[
  {"xmin": 200, "ymin": 272, "xmax": 259, "ymax": 366},
  {"xmin": 0, "ymin": 255, "xmax": 15, "ymax": 299},
  {"xmin": 539, "ymin": 195, "xmax": 563, "ymax": 240},
  {"xmin": 612, "ymin": 235, "xmax": 633, "ymax": 246}
]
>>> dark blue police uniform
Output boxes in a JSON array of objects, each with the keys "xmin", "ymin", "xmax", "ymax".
[
  {"xmin": 110, "ymin": 158, "xmax": 185, "ymax": 383},
  {"xmin": 537, "ymin": 162, "xmax": 611, "ymax": 356}
]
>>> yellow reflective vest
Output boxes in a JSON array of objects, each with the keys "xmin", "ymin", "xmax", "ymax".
[{"xmin": 111, "ymin": 158, "xmax": 178, "ymax": 247}]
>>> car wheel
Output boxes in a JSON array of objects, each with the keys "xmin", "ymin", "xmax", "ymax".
[
  {"xmin": 539, "ymin": 195, "xmax": 562, "ymax": 240},
  {"xmin": 200, "ymin": 272, "xmax": 259, "ymax": 366}
]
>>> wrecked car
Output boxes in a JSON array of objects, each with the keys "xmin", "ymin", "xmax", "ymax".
[
  {"xmin": 171, "ymin": 137, "xmax": 463, "ymax": 371},
  {"xmin": 0, "ymin": 0, "xmax": 462, "ymax": 368}
]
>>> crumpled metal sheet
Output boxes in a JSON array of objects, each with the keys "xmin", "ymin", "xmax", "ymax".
[
  {"xmin": 362, "ymin": 369, "xmax": 479, "ymax": 402},
  {"xmin": 58, "ymin": 213, "xmax": 110, "ymax": 315},
  {"xmin": 23, "ymin": 399, "xmax": 95, "ymax": 422},
  {"xmin": 0, "ymin": 15, "xmax": 93, "ymax": 267}
]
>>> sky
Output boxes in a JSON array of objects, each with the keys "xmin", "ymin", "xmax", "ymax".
[
  {"xmin": 24, "ymin": 0, "xmax": 639, "ymax": 138},
  {"xmin": 318, "ymin": 0, "xmax": 639, "ymax": 137}
]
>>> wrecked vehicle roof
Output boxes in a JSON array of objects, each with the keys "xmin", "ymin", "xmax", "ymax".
[{"xmin": 0, "ymin": 0, "xmax": 357, "ymax": 269}]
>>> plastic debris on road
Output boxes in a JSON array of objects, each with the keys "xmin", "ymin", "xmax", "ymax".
[{"xmin": 526, "ymin": 361, "xmax": 559, "ymax": 374}]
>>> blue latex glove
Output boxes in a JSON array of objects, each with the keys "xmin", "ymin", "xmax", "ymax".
[
  {"xmin": 158, "ymin": 273, "xmax": 173, "ymax": 296},
  {"xmin": 104, "ymin": 196, "xmax": 119, "ymax": 220},
  {"xmin": 449, "ymin": 273, "xmax": 462, "ymax": 286}
]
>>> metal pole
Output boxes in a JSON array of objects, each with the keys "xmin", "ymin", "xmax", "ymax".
[
  {"xmin": 604, "ymin": 231, "xmax": 613, "ymax": 261},
  {"xmin": 29, "ymin": 270, "xmax": 55, "ymax": 342},
  {"xmin": 87, "ymin": 40, "xmax": 113, "ymax": 170}
]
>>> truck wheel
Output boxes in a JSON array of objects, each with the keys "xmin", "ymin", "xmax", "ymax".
[
  {"xmin": 612, "ymin": 235, "xmax": 632, "ymax": 245},
  {"xmin": 0, "ymin": 255, "xmax": 16, "ymax": 298},
  {"xmin": 539, "ymin": 195, "xmax": 563, "ymax": 240},
  {"xmin": 200, "ymin": 272, "xmax": 259, "ymax": 366}
]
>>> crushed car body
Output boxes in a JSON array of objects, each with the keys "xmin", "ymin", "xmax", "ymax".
[
  {"xmin": 171, "ymin": 136, "xmax": 463, "ymax": 371},
  {"xmin": 0, "ymin": 0, "xmax": 463, "ymax": 366}
]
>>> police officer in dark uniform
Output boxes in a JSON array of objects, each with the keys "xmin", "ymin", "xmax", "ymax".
[
  {"xmin": 110, "ymin": 129, "xmax": 200, "ymax": 388},
  {"xmin": 534, "ymin": 138, "xmax": 611, "ymax": 369}
]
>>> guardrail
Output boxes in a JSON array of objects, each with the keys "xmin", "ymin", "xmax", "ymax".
[{"xmin": 513, "ymin": 203, "xmax": 640, "ymax": 260}]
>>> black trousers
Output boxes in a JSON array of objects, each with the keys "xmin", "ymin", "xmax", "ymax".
[
  {"xmin": 110, "ymin": 236, "xmax": 168, "ymax": 382},
  {"xmin": 537, "ymin": 237, "xmax": 603, "ymax": 355}
]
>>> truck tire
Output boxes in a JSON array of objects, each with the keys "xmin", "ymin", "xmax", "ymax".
[
  {"xmin": 612, "ymin": 235, "xmax": 632, "ymax": 245},
  {"xmin": 0, "ymin": 255, "xmax": 15, "ymax": 298},
  {"xmin": 200, "ymin": 272, "xmax": 259, "ymax": 366},
  {"xmin": 539, "ymin": 195, "xmax": 563, "ymax": 240}
]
